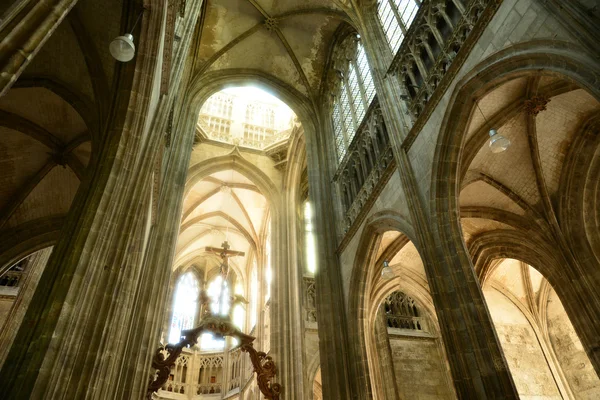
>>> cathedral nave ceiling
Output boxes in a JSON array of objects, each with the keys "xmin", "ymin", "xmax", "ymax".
[
  {"xmin": 194, "ymin": 0, "xmax": 351, "ymax": 99},
  {"xmin": 458, "ymin": 75, "xmax": 600, "ymax": 244},
  {"xmin": 176, "ymin": 169, "xmax": 269, "ymax": 281}
]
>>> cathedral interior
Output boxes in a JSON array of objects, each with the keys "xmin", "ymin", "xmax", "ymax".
[{"xmin": 0, "ymin": 0, "xmax": 599, "ymax": 399}]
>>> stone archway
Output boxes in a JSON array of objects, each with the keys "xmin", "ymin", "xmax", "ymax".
[{"xmin": 431, "ymin": 40, "xmax": 600, "ymax": 376}]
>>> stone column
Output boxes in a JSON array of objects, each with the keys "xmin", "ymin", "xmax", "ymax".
[
  {"xmin": 0, "ymin": 1, "xmax": 201, "ymax": 398},
  {"xmin": 306, "ymin": 112, "xmax": 354, "ymax": 399},
  {"xmin": 374, "ymin": 308, "xmax": 399, "ymax": 400},
  {"xmin": 0, "ymin": 247, "xmax": 52, "ymax": 368},
  {"xmin": 0, "ymin": 0, "xmax": 78, "ymax": 96},
  {"xmin": 269, "ymin": 133, "xmax": 307, "ymax": 399},
  {"xmin": 105, "ymin": 0, "xmax": 206, "ymax": 396},
  {"xmin": 356, "ymin": 7, "xmax": 518, "ymax": 399}
]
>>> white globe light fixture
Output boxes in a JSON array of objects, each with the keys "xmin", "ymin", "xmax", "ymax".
[
  {"xmin": 381, "ymin": 260, "xmax": 395, "ymax": 280},
  {"xmin": 488, "ymin": 128, "xmax": 511, "ymax": 153},
  {"xmin": 110, "ymin": 34, "xmax": 135, "ymax": 62},
  {"xmin": 109, "ymin": 10, "xmax": 144, "ymax": 63},
  {"xmin": 475, "ymin": 101, "xmax": 511, "ymax": 154}
]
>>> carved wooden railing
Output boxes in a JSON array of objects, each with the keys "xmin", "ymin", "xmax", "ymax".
[
  {"xmin": 147, "ymin": 315, "xmax": 281, "ymax": 400},
  {"xmin": 389, "ymin": 0, "xmax": 500, "ymax": 123},
  {"xmin": 334, "ymin": 101, "xmax": 395, "ymax": 233}
]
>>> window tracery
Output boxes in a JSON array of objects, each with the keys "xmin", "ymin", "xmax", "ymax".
[
  {"xmin": 330, "ymin": 35, "xmax": 377, "ymax": 161},
  {"xmin": 201, "ymin": 275, "xmax": 230, "ymax": 350},
  {"xmin": 383, "ymin": 291, "xmax": 426, "ymax": 331},
  {"xmin": 198, "ymin": 87, "xmax": 295, "ymax": 149},
  {"xmin": 377, "ymin": 0, "xmax": 420, "ymax": 54},
  {"xmin": 250, "ymin": 260, "xmax": 258, "ymax": 330},
  {"xmin": 168, "ymin": 272, "xmax": 200, "ymax": 344},
  {"xmin": 304, "ymin": 202, "xmax": 317, "ymax": 274}
]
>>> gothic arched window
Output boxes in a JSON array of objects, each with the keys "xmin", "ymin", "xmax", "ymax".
[
  {"xmin": 331, "ymin": 36, "xmax": 376, "ymax": 161},
  {"xmin": 250, "ymin": 260, "xmax": 258, "ymax": 330},
  {"xmin": 377, "ymin": 0, "xmax": 420, "ymax": 54},
  {"xmin": 200, "ymin": 275, "xmax": 230, "ymax": 350},
  {"xmin": 304, "ymin": 201, "xmax": 317, "ymax": 274},
  {"xmin": 383, "ymin": 291, "xmax": 425, "ymax": 331},
  {"xmin": 168, "ymin": 272, "xmax": 200, "ymax": 344},
  {"xmin": 264, "ymin": 222, "xmax": 272, "ymax": 304}
]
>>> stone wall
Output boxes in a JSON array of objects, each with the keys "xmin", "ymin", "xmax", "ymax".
[
  {"xmin": 388, "ymin": 334, "xmax": 455, "ymax": 399},
  {"xmin": 0, "ymin": 297, "xmax": 14, "ymax": 327},
  {"xmin": 547, "ymin": 290, "xmax": 600, "ymax": 399},
  {"xmin": 485, "ymin": 289, "xmax": 561, "ymax": 399},
  {"xmin": 339, "ymin": 171, "xmax": 411, "ymax": 302}
]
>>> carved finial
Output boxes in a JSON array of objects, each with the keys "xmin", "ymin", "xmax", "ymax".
[
  {"xmin": 524, "ymin": 96, "xmax": 550, "ymax": 116},
  {"xmin": 264, "ymin": 17, "xmax": 278, "ymax": 32}
]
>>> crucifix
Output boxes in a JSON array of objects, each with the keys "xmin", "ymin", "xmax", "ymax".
[
  {"xmin": 148, "ymin": 240, "xmax": 281, "ymax": 400},
  {"xmin": 203, "ymin": 240, "xmax": 245, "ymax": 316}
]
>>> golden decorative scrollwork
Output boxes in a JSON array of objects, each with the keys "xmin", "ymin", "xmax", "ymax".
[
  {"xmin": 240, "ymin": 343, "xmax": 281, "ymax": 399},
  {"xmin": 146, "ymin": 315, "xmax": 280, "ymax": 399}
]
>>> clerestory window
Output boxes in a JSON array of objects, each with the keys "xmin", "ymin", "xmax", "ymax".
[
  {"xmin": 168, "ymin": 272, "xmax": 200, "ymax": 344},
  {"xmin": 331, "ymin": 37, "xmax": 376, "ymax": 162},
  {"xmin": 304, "ymin": 202, "xmax": 317, "ymax": 274},
  {"xmin": 377, "ymin": 0, "xmax": 420, "ymax": 54}
]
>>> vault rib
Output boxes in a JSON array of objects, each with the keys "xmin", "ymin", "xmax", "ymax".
[
  {"xmin": 230, "ymin": 190, "xmax": 259, "ymax": 244},
  {"xmin": 0, "ymin": 161, "xmax": 56, "ymax": 230},
  {"xmin": 273, "ymin": 28, "xmax": 313, "ymax": 96},
  {"xmin": 199, "ymin": 23, "xmax": 264, "ymax": 74}
]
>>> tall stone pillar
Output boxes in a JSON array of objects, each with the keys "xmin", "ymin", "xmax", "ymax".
[
  {"xmin": 0, "ymin": 247, "xmax": 52, "ymax": 368},
  {"xmin": 356, "ymin": 7, "xmax": 519, "ymax": 399},
  {"xmin": 0, "ymin": 1, "xmax": 205, "ymax": 398},
  {"xmin": 374, "ymin": 308, "xmax": 399, "ymax": 400},
  {"xmin": 269, "ymin": 133, "xmax": 307, "ymax": 399},
  {"xmin": 0, "ymin": 0, "xmax": 78, "ymax": 96},
  {"xmin": 109, "ymin": 0, "xmax": 205, "ymax": 396},
  {"xmin": 306, "ymin": 114, "xmax": 354, "ymax": 399}
]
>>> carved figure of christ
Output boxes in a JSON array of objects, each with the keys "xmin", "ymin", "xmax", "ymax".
[{"xmin": 204, "ymin": 241, "xmax": 245, "ymax": 315}]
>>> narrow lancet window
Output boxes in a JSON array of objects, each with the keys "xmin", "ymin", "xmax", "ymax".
[
  {"xmin": 168, "ymin": 272, "xmax": 200, "ymax": 344},
  {"xmin": 377, "ymin": 0, "xmax": 421, "ymax": 54},
  {"xmin": 330, "ymin": 37, "xmax": 377, "ymax": 162}
]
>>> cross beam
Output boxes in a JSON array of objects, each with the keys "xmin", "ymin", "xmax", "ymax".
[{"xmin": 205, "ymin": 240, "xmax": 245, "ymax": 258}]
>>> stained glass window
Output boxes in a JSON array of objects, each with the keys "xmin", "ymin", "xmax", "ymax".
[
  {"xmin": 168, "ymin": 272, "xmax": 200, "ymax": 344},
  {"xmin": 200, "ymin": 275, "xmax": 230, "ymax": 350},
  {"xmin": 264, "ymin": 222, "xmax": 272, "ymax": 304},
  {"xmin": 331, "ymin": 40, "xmax": 377, "ymax": 162},
  {"xmin": 304, "ymin": 202, "xmax": 317, "ymax": 274},
  {"xmin": 377, "ymin": 0, "xmax": 421, "ymax": 54},
  {"xmin": 250, "ymin": 260, "xmax": 258, "ymax": 329}
]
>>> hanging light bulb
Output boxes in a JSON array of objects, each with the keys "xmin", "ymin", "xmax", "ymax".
[
  {"xmin": 488, "ymin": 129, "xmax": 511, "ymax": 153},
  {"xmin": 110, "ymin": 34, "xmax": 135, "ymax": 62},
  {"xmin": 381, "ymin": 260, "xmax": 395, "ymax": 280},
  {"xmin": 109, "ymin": 10, "xmax": 144, "ymax": 62},
  {"xmin": 475, "ymin": 101, "xmax": 511, "ymax": 154}
]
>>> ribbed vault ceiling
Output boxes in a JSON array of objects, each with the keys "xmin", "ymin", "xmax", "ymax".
[
  {"xmin": 195, "ymin": 0, "xmax": 350, "ymax": 98},
  {"xmin": 176, "ymin": 170, "xmax": 269, "ymax": 280},
  {"xmin": 459, "ymin": 75, "xmax": 600, "ymax": 242}
]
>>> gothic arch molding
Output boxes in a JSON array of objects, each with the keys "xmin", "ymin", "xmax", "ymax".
[
  {"xmin": 432, "ymin": 39, "xmax": 600, "ymax": 224},
  {"xmin": 185, "ymin": 151, "xmax": 279, "ymax": 207},
  {"xmin": 431, "ymin": 39, "xmax": 600, "ymax": 374},
  {"xmin": 346, "ymin": 210, "xmax": 417, "ymax": 398},
  {"xmin": 558, "ymin": 113, "xmax": 600, "ymax": 268},
  {"xmin": 0, "ymin": 215, "xmax": 64, "ymax": 273},
  {"xmin": 468, "ymin": 230, "xmax": 564, "ymax": 286},
  {"xmin": 186, "ymin": 69, "xmax": 316, "ymax": 133}
]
